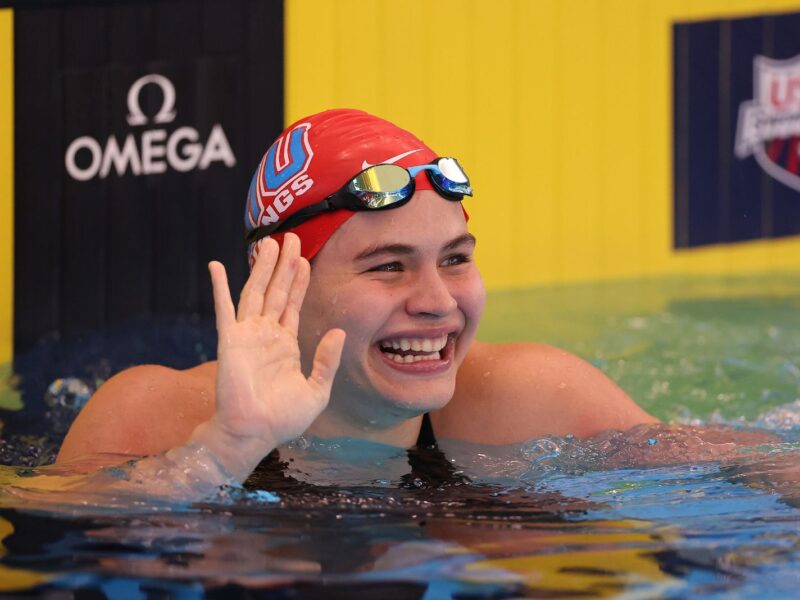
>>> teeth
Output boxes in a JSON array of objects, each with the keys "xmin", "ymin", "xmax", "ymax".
[
  {"xmin": 380, "ymin": 335, "xmax": 449, "ymax": 353},
  {"xmin": 383, "ymin": 351, "xmax": 442, "ymax": 363}
]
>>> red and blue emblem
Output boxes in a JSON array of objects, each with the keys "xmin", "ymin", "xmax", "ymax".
[{"xmin": 245, "ymin": 123, "xmax": 314, "ymax": 231}]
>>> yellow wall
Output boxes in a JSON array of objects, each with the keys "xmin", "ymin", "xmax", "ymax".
[
  {"xmin": 0, "ymin": 9, "xmax": 13, "ymax": 365},
  {"xmin": 286, "ymin": 0, "xmax": 800, "ymax": 290}
]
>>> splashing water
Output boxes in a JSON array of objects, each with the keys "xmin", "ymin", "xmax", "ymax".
[{"xmin": 0, "ymin": 274, "xmax": 797, "ymax": 597}]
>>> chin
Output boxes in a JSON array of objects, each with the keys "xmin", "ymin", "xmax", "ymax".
[
  {"xmin": 362, "ymin": 339, "xmax": 461, "ymax": 414},
  {"xmin": 376, "ymin": 378, "xmax": 455, "ymax": 415}
]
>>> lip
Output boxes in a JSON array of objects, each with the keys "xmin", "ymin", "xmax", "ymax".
[{"xmin": 372, "ymin": 329, "xmax": 458, "ymax": 376}]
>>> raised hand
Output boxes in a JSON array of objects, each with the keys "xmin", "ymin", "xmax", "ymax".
[{"xmin": 190, "ymin": 234, "xmax": 345, "ymax": 480}]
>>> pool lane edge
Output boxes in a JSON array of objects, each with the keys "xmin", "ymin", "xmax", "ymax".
[
  {"xmin": 0, "ymin": 8, "xmax": 21, "ymax": 412},
  {"xmin": 0, "ymin": 8, "xmax": 13, "ymax": 368}
]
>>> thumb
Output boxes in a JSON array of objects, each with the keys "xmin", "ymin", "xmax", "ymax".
[{"xmin": 308, "ymin": 329, "xmax": 346, "ymax": 399}]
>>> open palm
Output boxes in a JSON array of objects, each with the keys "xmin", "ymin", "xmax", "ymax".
[{"xmin": 208, "ymin": 234, "xmax": 345, "ymax": 448}]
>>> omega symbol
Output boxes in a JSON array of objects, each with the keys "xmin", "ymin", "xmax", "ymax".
[{"xmin": 126, "ymin": 73, "xmax": 177, "ymax": 126}]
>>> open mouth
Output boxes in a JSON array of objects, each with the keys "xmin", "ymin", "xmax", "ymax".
[{"xmin": 376, "ymin": 333, "xmax": 455, "ymax": 367}]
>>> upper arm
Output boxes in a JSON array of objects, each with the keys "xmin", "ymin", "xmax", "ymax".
[
  {"xmin": 56, "ymin": 364, "xmax": 215, "ymax": 467},
  {"xmin": 431, "ymin": 342, "xmax": 658, "ymax": 444}
]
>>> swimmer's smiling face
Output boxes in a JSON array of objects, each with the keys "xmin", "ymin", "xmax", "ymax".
[{"xmin": 298, "ymin": 190, "xmax": 486, "ymax": 428}]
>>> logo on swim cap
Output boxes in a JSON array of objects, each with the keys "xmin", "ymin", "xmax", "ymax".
[
  {"xmin": 361, "ymin": 149, "xmax": 422, "ymax": 170},
  {"xmin": 245, "ymin": 123, "xmax": 316, "ymax": 231}
]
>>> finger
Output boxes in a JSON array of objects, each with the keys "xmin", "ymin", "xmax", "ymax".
[
  {"xmin": 238, "ymin": 238, "xmax": 279, "ymax": 320},
  {"xmin": 209, "ymin": 261, "xmax": 235, "ymax": 331},
  {"xmin": 279, "ymin": 257, "xmax": 310, "ymax": 336},
  {"xmin": 307, "ymin": 328, "xmax": 346, "ymax": 402},
  {"xmin": 262, "ymin": 233, "xmax": 300, "ymax": 319}
]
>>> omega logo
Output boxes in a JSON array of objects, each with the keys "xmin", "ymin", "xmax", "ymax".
[
  {"xmin": 126, "ymin": 73, "xmax": 176, "ymax": 126},
  {"xmin": 65, "ymin": 73, "xmax": 236, "ymax": 181}
]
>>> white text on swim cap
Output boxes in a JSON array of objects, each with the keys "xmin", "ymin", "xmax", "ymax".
[{"xmin": 258, "ymin": 175, "xmax": 314, "ymax": 225}]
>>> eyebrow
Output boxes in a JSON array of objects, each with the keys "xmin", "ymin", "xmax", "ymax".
[{"xmin": 354, "ymin": 233, "xmax": 477, "ymax": 262}]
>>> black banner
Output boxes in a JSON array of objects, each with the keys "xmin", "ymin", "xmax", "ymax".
[
  {"xmin": 13, "ymin": 0, "xmax": 284, "ymax": 353},
  {"xmin": 674, "ymin": 11, "xmax": 800, "ymax": 249}
]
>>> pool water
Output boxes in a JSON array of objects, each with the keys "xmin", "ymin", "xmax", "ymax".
[{"xmin": 0, "ymin": 273, "xmax": 798, "ymax": 598}]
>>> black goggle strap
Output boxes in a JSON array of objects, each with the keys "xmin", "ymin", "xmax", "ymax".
[
  {"xmin": 244, "ymin": 159, "xmax": 471, "ymax": 245},
  {"xmin": 244, "ymin": 167, "xmax": 415, "ymax": 243},
  {"xmin": 244, "ymin": 197, "xmax": 337, "ymax": 244},
  {"xmin": 243, "ymin": 181, "xmax": 405, "ymax": 243}
]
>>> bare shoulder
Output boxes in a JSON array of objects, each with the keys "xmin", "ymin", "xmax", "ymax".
[
  {"xmin": 430, "ymin": 341, "xmax": 658, "ymax": 444},
  {"xmin": 56, "ymin": 362, "xmax": 218, "ymax": 465}
]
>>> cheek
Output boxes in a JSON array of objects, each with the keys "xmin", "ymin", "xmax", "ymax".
[
  {"xmin": 298, "ymin": 277, "xmax": 340, "ymax": 357},
  {"xmin": 301, "ymin": 279, "xmax": 390, "ymax": 350},
  {"xmin": 335, "ymin": 288, "xmax": 401, "ymax": 354},
  {"xmin": 457, "ymin": 269, "xmax": 487, "ymax": 326}
]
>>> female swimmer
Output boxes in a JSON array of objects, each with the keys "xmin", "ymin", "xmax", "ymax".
[{"xmin": 56, "ymin": 109, "xmax": 659, "ymax": 487}]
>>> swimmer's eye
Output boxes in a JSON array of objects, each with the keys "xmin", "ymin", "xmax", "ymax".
[
  {"xmin": 367, "ymin": 261, "xmax": 403, "ymax": 273},
  {"xmin": 366, "ymin": 254, "xmax": 471, "ymax": 274},
  {"xmin": 440, "ymin": 253, "xmax": 471, "ymax": 267}
]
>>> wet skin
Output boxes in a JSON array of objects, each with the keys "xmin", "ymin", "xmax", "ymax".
[
  {"xmin": 297, "ymin": 190, "xmax": 486, "ymax": 445},
  {"xmin": 56, "ymin": 190, "xmax": 659, "ymax": 478}
]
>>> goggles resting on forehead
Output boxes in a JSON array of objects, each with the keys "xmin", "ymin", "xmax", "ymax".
[{"xmin": 245, "ymin": 157, "xmax": 472, "ymax": 245}]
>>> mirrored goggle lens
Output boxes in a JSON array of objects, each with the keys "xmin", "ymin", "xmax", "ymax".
[
  {"xmin": 437, "ymin": 158, "xmax": 468, "ymax": 184},
  {"xmin": 349, "ymin": 164, "xmax": 413, "ymax": 208},
  {"xmin": 431, "ymin": 158, "xmax": 472, "ymax": 196}
]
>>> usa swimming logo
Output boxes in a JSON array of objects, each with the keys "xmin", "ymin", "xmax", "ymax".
[
  {"xmin": 245, "ymin": 123, "xmax": 315, "ymax": 231},
  {"xmin": 735, "ymin": 54, "xmax": 800, "ymax": 192}
]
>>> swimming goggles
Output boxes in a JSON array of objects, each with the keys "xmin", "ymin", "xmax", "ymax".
[{"xmin": 245, "ymin": 157, "xmax": 472, "ymax": 244}]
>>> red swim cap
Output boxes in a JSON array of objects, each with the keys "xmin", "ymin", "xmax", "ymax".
[{"xmin": 244, "ymin": 109, "xmax": 442, "ymax": 266}]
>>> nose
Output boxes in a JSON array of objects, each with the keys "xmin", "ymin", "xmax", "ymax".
[{"xmin": 405, "ymin": 266, "xmax": 458, "ymax": 318}]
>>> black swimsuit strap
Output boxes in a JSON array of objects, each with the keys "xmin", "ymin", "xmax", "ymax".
[
  {"xmin": 416, "ymin": 413, "xmax": 437, "ymax": 448},
  {"xmin": 245, "ymin": 413, "xmax": 468, "ymax": 491},
  {"xmin": 405, "ymin": 413, "xmax": 470, "ymax": 488}
]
